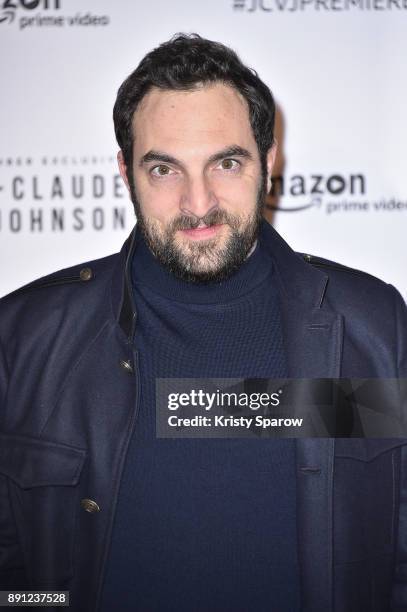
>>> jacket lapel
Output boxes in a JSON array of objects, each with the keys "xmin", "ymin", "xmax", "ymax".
[{"xmin": 259, "ymin": 219, "xmax": 343, "ymax": 379}]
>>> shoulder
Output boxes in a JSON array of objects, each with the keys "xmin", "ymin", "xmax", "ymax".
[
  {"xmin": 1, "ymin": 252, "xmax": 118, "ymax": 301},
  {"xmin": 298, "ymin": 250, "xmax": 406, "ymax": 315},
  {"xmin": 298, "ymin": 251, "xmax": 406, "ymax": 335},
  {"xmin": 0, "ymin": 252, "xmax": 121, "ymax": 344},
  {"xmin": 298, "ymin": 252, "xmax": 386, "ymax": 283},
  {"xmin": 297, "ymin": 252, "xmax": 398, "ymax": 299},
  {"xmin": 299, "ymin": 253, "xmax": 407, "ymax": 376}
]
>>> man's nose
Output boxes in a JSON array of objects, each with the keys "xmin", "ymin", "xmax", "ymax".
[{"xmin": 179, "ymin": 176, "xmax": 219, "ymax": 219}]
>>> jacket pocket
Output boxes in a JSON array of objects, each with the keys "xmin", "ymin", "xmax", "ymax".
[
  {"xmin": 333, "ymin": 438, "xmax": 406, "ymax": 563},
  {"xmin": 0, "ymin": 433, "xmax": 87, "ymax": 588},
  {"xmin": 335, "ymin": 438, "xmax": 407, "ymax": 462},
  {"xmin": 0, "ymin": 433, "xmax": 86, "ymax": 488}
]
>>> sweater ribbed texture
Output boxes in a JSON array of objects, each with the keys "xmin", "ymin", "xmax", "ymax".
[{"xmin": 100, "ymin": 226, "xmax": 301, "ymax": 611}]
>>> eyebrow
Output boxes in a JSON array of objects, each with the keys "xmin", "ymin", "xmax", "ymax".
[
  {"xmin": 139, "ymin": 145, "xmax": 253, "ymax": 168},
  {"xmin": 139, "ymin": 151, "xmax": 180, "ymax": 167},
  {"xmin": 207, "ymin": 146, "xmax": 253, "ymax": 164}
]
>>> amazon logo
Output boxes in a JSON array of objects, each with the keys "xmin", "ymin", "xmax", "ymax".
[
  {"xmin": 267, "ymin": 172, "xmax": 366, "ymax": 212},
  {"xmin": 0, "ymin": 0, "xmax": 60, "ymax": 25}
]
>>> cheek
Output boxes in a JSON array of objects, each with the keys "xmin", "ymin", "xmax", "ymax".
[
  {"xmin": 143, "ymin": 199, "xmax": 180, "ymax": 226},
  {"xmin": 211, "ymin": 176, "xmax": 259, "ymax": 212},
  {"xmin": 133, "ymin": 173, "xmax": 183, "ymax": 221}
]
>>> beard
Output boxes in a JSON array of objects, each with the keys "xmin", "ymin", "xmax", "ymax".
[{"xmin": 128, "ymin": 177, "xmax": 266, "ymax": 284}]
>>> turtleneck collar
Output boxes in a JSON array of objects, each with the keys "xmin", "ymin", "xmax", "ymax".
[{"xmin": 132, "ymin": 224, "xmax": 274, "ymax": 305}]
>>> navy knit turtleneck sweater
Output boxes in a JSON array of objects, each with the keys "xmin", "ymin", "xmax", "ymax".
[{"xmin": 100, "ymin": 224, "xmax": 301, "ymax": 611}]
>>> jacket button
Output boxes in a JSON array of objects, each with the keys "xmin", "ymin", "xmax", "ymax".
[
  {"xmin": 119, "ymin": 359, "xmax": 134, "ymax": 373},
  {"xmin": 80, "ymin": 498, "xmax": 100, "ymax": 513},
  {"xmin": 79, "ymin": 267, "xmax": 93, "ymax": 281}
]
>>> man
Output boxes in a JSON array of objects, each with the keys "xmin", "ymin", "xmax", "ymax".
[{"xmin": 0, "ymin": 33, "xmax": 406, "ymax": 612}]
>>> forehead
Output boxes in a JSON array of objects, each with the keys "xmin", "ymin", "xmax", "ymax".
[{"xmin": 131, "ymin": 82, "xmax": 257, "ymax": 157}]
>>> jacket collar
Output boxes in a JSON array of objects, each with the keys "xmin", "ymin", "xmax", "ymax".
[
  {"xmin": 111, "ymin": 224, "xmax": 139, "ymax": 342},
  {"xmin": 258, "ymin": 219, "xmax": 329, "ymax": 309},
  {"xmin": 111, "ymin": 218, "xmax": 332, "ymax": 343}
]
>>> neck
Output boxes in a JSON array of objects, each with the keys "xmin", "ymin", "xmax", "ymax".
[{"xmin": 132, "ymin": 233, "xmax": 273, "ymax": 305}]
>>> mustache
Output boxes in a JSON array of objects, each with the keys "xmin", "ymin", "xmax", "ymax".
[{"xmin": 169, "ymin": 208, "xmax": 239, "ymax": 232}]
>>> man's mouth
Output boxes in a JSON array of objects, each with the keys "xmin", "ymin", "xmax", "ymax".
[{"xmin": 179, "ymin": 223, "xmax": 225, "ymax": 240}]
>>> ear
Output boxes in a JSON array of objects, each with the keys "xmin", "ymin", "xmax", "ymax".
[
  {"xmin": 117, "ymin": 150, "xmax": 130, "ymax": 193},
  {"xmin": 266, "ymin": 140, "xmax": 277, "ymax": 193}
]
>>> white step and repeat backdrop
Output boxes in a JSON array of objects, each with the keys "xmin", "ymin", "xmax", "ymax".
[{"xmin": 0, "ymin": 0, "xmax": 406, "ymax": 298}]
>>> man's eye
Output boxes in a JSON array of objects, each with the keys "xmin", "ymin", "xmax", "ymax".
[
  {"xmin": 219, "ymin": 159, "xmax": 240, "ymax": 171},
  {"xmin": 151, "ymin": 165, "xmax": 173, "ymax": 177}
]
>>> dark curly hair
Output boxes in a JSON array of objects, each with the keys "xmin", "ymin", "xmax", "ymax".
[{"xmin": 113, "ymin": 33, "xmax": 275, "ymax": 182}]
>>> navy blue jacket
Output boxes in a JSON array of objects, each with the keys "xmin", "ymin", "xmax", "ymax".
[{"xmin": 1, "ymin": 219, "xmax": 407, "ymax": 611}]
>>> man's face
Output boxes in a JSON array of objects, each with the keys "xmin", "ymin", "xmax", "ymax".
[{"xmin": 118, "ymin": 82, "xmax": 275, "ymax": 283}]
